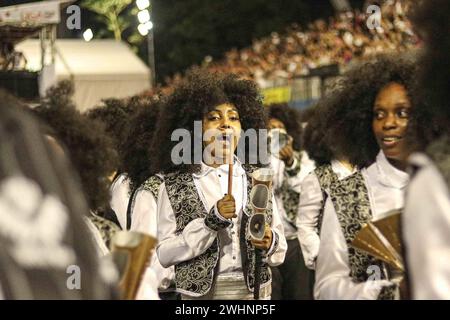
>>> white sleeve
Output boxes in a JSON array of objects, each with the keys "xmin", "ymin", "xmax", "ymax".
[
  {"xmin": 297, "ymin": 172, "xmax": 323, "ymax": 269},
  {"xmin": 314, "ymin": 197, "xmax": 392, "ymax": 300},
  {"xmin": 109, "ymin": 174, "xmax": 130, "ymax": 230},
  {"xmin": 283, "ymin": 152, "xmax": 316, "ymax": 193},
  {"xmin": 135, "ymin": 266, "xmax": 160, "ymax": 300},
  {"xmin": 156, "ymin": 182, "xmax": 220, "ymax": 268},
  {"xmin": 271, "ymin": 156, "xmax": 284, "ymax": 191},
  {"xmin": 130, "ymin": 189, "xmax": 157, "ymax": 237},
  {"xmin": 130, "ymin": 187, "xmax": 175, "ymax": 291},
  {"xmin": 266, "ymin": 194, "xmax": 288, "ymax": 266},
  {"xmin": 404, "ymin": 163, "xmax": 450, "ymax": 300}
]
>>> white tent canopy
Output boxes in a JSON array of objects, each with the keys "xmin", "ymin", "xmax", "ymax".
[{"xmin": 16, "ymin": 39, "xmax": 151, "ymax": 111}]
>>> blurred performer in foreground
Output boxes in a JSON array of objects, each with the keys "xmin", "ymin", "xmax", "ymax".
[
  {"xmin": 34, "ymin": 82, "xmax": 158, "ymax": 299},
  {"xmin": 403, "ymin": 0, "xmax": 450, "ymax": 299},
  {"xmin": 33, "ymin": 81, "xmax": 121, "ymax": 254},
  {"xmin": 0, "ymin": 89, "xmax": 117, "ymax": 299}
]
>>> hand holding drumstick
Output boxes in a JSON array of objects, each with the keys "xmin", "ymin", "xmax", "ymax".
[{"xmin": 217, "ymin": 133, "xmax": 235, "ymax": 220}]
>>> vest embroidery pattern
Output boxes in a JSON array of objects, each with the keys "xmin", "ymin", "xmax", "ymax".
[
  {"xmin": 142, "ymin": 175, "xmax": 164, "ymax": 201},
  {"xmin": 329, "ymin": 171, "xmax": 395, "ymax": 300},
  {"xmin": 165, "ymin": 165, "xmax": 275, "ymax": 296},
  {"xmin": 314, "ymin": 164, "xmax": 338, "ymax": 233}
]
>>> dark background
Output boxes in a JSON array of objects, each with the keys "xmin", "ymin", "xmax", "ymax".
[{"xmin": 2, "ymin": 0, "xmax": 365, "ymax": 83}]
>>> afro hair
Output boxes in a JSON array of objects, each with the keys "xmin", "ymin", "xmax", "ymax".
[
  {"xmin": 267, "ymin": 103, "xmax": 303, "ymax": 151},
  {"xmin": 301, "ymin": 104, "xmax": 334, "ymax": 166},
  {"xmin": 33, "ymin": 81, "xmax": 118, "ymax": 211},
  {"xmin": 151, "ymin": 69, "xmax": 268, "ymax": 175},
  {"xmin": 319, "ymin": 53, "xmax": 419, "ymax": 168},
  {"xmin": 120, "ymin": 98, "xmax": 162, "ymax": 191},
  {"xmin": 86, "ymin": 95, "xmax": 150, "ymax": 172}
]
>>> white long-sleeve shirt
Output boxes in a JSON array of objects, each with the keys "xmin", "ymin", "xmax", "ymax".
[
  {"xmin": 297, "ymin": 160, "xmax": 356, "ymax": 269},
  {"xmin": 130, "ymin": 184, "xmax": 174, "ymax": 296},
  {"xmin": 314, "ymin": 151, "xmax": 409, "ymax": 300},
  {"xmin": 110, "ymin": 173, "xmax": 131, "ymax": 230},
  {"xmin": 403, "ymin": 153, "xmax": 450, "ymax": 299},
  {"xmin": 156, "ymin": 160, "xmax": 287, "ymax": 279},
  {"xmin": 271, "ymin": 152, "xmax": 315, "ymax": 240}
]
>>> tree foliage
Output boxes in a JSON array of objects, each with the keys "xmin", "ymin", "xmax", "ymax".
[{"xmin": 81, "ymin": 0, "xmax": 133, "ymax": 41}]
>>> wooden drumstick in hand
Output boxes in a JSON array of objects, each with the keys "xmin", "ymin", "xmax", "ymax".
[{"xmin": 227, "ymin": 134, "xmax": 233, "ymax": 196}]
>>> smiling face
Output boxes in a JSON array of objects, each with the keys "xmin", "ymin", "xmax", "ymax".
[
  {"xmin": 202, "ymin": 103, "xmax": 242, "ymax": 165},
  {"xmin": 372, "ymin": 82, "xmax": 412, "ymax": 169}
]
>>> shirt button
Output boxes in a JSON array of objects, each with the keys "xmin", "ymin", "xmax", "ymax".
[
  {"xmin": 218, "ymin": 174, "xmax": 221, "ymax": 177},
  {"xmin": 231, "ymin": 231, "xmax": 235, "ymax": 235},
  {"xmin": 233, "ymin": 256, "xmax": 236, "ymax": 260}
]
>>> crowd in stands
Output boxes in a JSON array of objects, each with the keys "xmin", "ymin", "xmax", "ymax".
[{"xmin": 161, "ymin": 0, "xmax": 419, "ymax": 90}]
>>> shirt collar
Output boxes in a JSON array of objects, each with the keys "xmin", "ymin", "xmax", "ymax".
[
  {"xmin": 375, "ymin": 151, "xmax": 410, "ymax": 189},
  {"xmin": 331, "ymin": 159, "xmax": 357, "ymax": 178},
  {"xmin": 193, "ymin": 156, "xmax": 246, "ymax": 178}
]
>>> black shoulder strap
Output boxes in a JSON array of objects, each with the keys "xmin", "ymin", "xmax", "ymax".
[{"xmin": 126, "ymin": 187, "xmax": 139, "ymax": 230}]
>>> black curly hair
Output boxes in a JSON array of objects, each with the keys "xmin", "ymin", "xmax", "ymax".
[
  {"xmin": 40, "ymin": 79, "xmax": 76, "ymax": 110},
  {"xmin": 298, "ymin": 106, "xmax": 317, "ymax": 124},
  {"xmin": 411, "ymin": 0, "xmax": 450, "ymax": 145},
  {"xmin": 33, "ymin": 81, "xmax": 119, "ymax": 211},
  {"xmin": 151, "ymin": 70, "xmax": 267, "ymax": 175},
  {"xmin": 321, "ymin": 54, "xmax": 418, "ymax": 169},
  {"xmin": 120, "ymin": 98, "xmax": 161, "ymax": 191},
  {"xmin": 86, "ymin": 96, "xmax": 149, "ymax": 172},
  {"xmin": 267, "ymin": 103, "xmax": 303, "ymax": 151},
  {"xmin": 301, "ymin": 104, "xmax": 334, "ymax": 166}
]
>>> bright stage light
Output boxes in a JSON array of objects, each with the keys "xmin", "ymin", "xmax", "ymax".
[
  {"xmin": 136, "ymin": 0, "xmax": 150, "ymax": 10},
  {"xmin": 138, "ymin": 9, "xmax": 150, "ymax": 24},
  {"xmin": 83, "ymin": 28, "xmax": 93, "ymax": 42},
  {"xmin": 144, "ymin": 21, "xmax": 153, "ymax": 30},
  {"xmin": 138, "ymin": 23, "xmax": 149, "ymax": 36}
]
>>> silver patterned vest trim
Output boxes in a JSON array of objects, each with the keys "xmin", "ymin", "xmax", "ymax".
[
  {"xmin": 164, "ymin": 165, "xmax": 274, "ymax": 297},
  {"xmin": 328, "ymin": 171, "xmax": 395, "ymax": 300}
]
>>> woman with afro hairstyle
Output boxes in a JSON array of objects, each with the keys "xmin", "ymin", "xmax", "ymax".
[
  {"xmin": 33, "ymin": 81, "xmax": 121, "ymax": 256},
  {"xmin": 118, "ymin": 98, "xmax": 176, "ymax": 300},
  {"xmin": 313, "ymin": 54, "xmax": 419, "ymax": 300},
  {"xmin": 153, "ymin": 70, "xmax": 287, "ymax": 300},
  {"xmin": 87, "ymin": 96, "xmax": 148, "ymax": 229},
  {"xmin": 402, "ymin": 0, "xmax": 450, "ymax": 299},
  {"xmin": 266, "ymin": 103, "xmax": 315, "ymax": 300},
  {"xmin": 297, "ymin": 101, "xmax": 357, "ymax": 273}
]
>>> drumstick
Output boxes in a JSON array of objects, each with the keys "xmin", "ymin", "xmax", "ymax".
[
  {"xmin": 228, "ymin": 162, "xmax": 233, "ymax": 195},
  {"xmin": 228, "ymin": 136, "xmax": 233, "ymax": 195}
]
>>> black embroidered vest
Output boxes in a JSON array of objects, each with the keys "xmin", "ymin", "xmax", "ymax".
[
  {"xmin": 314, "ymin": 164, "xmax": 339, "ymax": 233},
  {"xmin": 328, "ymin": 171, "xmax": 395, "ymax": 300},
  {"xmin": 141, "ymin": 175, "xmax": 164, "ymax": 201},
  {"xmin": 164, "ymin": 166, "xmax": 275, "ymax": 297},
  {"xmin": 274, "ymin": 152, "xmax": 302, "ymax": 228},
  {"xmin": 127, "ymin": 175, "xmax": 163, "ymax": 229}
]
